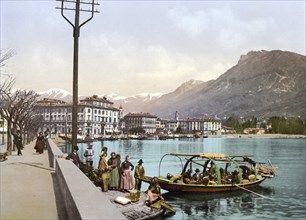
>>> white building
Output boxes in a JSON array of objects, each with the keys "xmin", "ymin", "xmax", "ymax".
[
  {"xmin": 123, "ymin": 112, "xmax": 157, "ymax": 134},
  {"xmin": 182, "ymin": 118, "xmax": 222, "ymax": 135},
  {"xmin": 34, "ymin": 95, "xmax": 120, "ymax": 136}
]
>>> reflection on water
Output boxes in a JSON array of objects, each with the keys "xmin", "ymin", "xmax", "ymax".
[
  {"xmin": 159, "ymin": 187, "xmax": 277, "ymax": 220},
  {"xmin": 58, "ymin": 138, "xmax": 306, "ymax": 219}
]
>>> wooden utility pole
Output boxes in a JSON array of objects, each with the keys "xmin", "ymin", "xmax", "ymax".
[{"xmin": 56, "ymin": 0, "xmax": 99, "ymax": 151}]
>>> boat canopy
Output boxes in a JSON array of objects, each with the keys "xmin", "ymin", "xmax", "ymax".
[{"xmin": 158, "ymin": 153, "xmax": 258, "ymax": 185}]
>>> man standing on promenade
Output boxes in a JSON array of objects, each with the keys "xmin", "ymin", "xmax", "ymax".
[
  {"xmin": 66, "ymin": 146, "xmax": 81, "ymax": 168},
  {"xmin": 99, "ymin": 147, "xmax": 110, "ymax": 192},
  {"xmin": 12, "ymin": 130, "xmax": 23, "ymax": 156},
  {"xmin": 134, "ymin": 159, "xmax": 145, "ymax": 190}
]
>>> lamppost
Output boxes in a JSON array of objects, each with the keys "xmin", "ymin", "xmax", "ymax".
[{"xmin": 56, "ymin": 0, "xmax": 99, "ymax": 151}]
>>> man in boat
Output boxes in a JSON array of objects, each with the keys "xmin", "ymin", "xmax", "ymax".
[
  {"xmin": 231, "ymin": 170, "xmax": 240, "ymax": 184},
  {"xmin": 182, "ymin": 169, "xmax": 192, "ymax": 184},
  {"xmin": 191, "ymin": 168, "xmax": 202, "ymax": 183}
]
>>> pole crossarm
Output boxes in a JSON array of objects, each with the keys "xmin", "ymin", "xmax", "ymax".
[{"xmin": 56, "ymin": 0, "xmax": 100, "ymax": 29}]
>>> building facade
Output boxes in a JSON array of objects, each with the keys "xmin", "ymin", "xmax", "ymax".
[
  {"xmin": 181, "ymin": 118, "xmax": 222, "ymax": 135},
  {"xmin": 123, "ymin": 112, "xmax": 157, "ymax": 134},
  {"xmin": 34, "ymin": 95, "xmax": 120, "ymax": 136}
]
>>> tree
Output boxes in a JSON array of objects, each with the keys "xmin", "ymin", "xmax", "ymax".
[
  {"xmin": 223, "ymin": 116, "xmax": 242, "ymax": 133},
  {"xmin": 0, "ymin": 49, "xmax": 14, "ymax": 69},
  {"xmin": 268, "ymin": 116, "xmax": 305, "ymax": 134},
  {"xmin": 0, "ymin": 87, "xmax": 39, "ymax": 153},
  {"xmin": 175, "ymin": 126, "xmax": 182, "ymax": 134},
  {"xmin": 242, "ymin": 116, "xmax": 258, "ymax": 129}
]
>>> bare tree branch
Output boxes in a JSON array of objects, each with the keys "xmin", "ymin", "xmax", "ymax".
[{"xmin": 0, "ymin": 49, "xmax": 15, "ymax": 68}]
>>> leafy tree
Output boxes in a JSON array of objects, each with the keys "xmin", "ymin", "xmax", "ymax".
[
  {"xmin": 175, "ymin": 126, "xmax": 182, "ymax": 134},
  {"xmin": 224, "ymin": 116, "xmax": 242, "ymax": 133},
  {"xmin": 268, "ymin": 116, "xmax": 305, "ymax": 134},
  {"xmin": 242, "ymin": 116, "xmax": 258, "ymax": 129}
]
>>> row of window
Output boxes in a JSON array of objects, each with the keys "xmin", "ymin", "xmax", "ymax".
[{"xmin": 93, "ymin": 101, "xmax": 111, "ymax": 108}]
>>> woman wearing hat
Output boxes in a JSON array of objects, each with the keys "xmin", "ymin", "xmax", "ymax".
[{"xmin": 134, "ymin": 159, "xmax": 145, "ymax": 190}]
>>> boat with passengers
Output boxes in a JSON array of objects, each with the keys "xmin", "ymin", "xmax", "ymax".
[{"xmin": 139, "ymin": 153, "xmax": 276, "ymax": 193}]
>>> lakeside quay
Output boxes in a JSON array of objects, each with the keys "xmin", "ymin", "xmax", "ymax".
[
  {"xmin": 0, "ymin": 139, "xmax": 127, "ymax": 220},
  {"xmin": 0, "ymin": 141, "xmax": 67, "ymax": 220}
]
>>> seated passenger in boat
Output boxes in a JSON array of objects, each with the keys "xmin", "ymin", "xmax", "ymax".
[
  {"xmin": 220, "ymin": 168, "xmax": 230, "ymax": 184},
  {"xmin": 170, "ymin": 174, "xmax": 182, "ymax": 182},
  {"xmin": 240, "ymin": 165, "xmax": 251, "ymax": 180},
  {"xmin": 208, "ymin": 174, "xmax": 217, "ymax": 185},
  {"xmin": 231, "ymin": 170, "xmax": 240, "ymax": 184},
  {"xmin": 191, "ymin": 168, "xmax": 202, "ymax": 183},
  {"xmin": 166, "ymin": 173, "xmax": 173, "ymax": 180},
  {"xmin": 201, "ymin": 176, "xmax": 209, "ymax": 186},
  {"xmin": 182, "ymin": 169, "xmax": 192, "ymax": 184}
]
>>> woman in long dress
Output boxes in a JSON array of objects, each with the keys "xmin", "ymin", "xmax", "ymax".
[
  {"xmin": 108, "ymin": 152, "xmax": 120, "ymax": 190},
  {"xmin": 35, "ymin": 132, "xmax": 46, "ymax": 154},
  {"xmin": 120, "ymin": 155, "xmax": 134, "ymax": 192}
]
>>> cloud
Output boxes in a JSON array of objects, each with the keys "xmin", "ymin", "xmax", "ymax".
[
  {"xmin": 77, "ymin": 33, "xmax": 201, "ymax": 95},
  {"xmin": 168, "ymin": 5, "xmax": 209, "ymax": 37},
  {"xmin": 167, "ymin": 4, "xmax": 275, "ymax": 49},
  {"xmin": 4, "ymin": 1, "xmax": 305, "ymax": 96}
]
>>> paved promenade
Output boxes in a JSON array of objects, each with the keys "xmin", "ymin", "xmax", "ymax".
[{"xmin": 0, "ymin": 141, "xmax": 67, "ymax": 220}]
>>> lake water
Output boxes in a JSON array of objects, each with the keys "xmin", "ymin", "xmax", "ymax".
[{"xmin": 59, "ymin": 137, "xmax": 306, "ymax": 219}]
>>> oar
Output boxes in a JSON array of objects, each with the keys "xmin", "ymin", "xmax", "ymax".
[{"xmin": 234, "ymin": 184, "xmax": 274, "ymax": 200}]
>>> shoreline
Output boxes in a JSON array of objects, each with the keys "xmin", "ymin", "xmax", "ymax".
[
  {"xmin": 224, "ymin": 134, "xmax": 306, "ymax": 139},
  {"xmin": 51, "ymin": 133, "xmax": 306, "ymax": 146}
]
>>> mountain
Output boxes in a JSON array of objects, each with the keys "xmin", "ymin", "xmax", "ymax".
[
  {"xmin": 37, "ymin": 50, "xmax": 306, "ymax": 120},
  {"xmin": 36, "ymin": 88, "xmax": 163, "ymax": 112},
  {"xmin": 145, "ymin": 50, "xmax": 306, "ymax": 119},
  {"xmin": 37, "ymin": 88, "xmax": 73, "ymax": 102}
]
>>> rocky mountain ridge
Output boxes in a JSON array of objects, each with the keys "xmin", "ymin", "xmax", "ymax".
[
  {"xmin": 37, "ymin": 50, "xmax": 306, "ymax": 119},
  {"xmin": 144, "ymin": 50, "xmax": 306, "ymax": 119}
]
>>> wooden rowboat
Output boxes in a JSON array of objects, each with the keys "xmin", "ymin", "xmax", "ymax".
[{"xmin": 140, "ymin": 153, "xmax": 276, "ymax": 193}]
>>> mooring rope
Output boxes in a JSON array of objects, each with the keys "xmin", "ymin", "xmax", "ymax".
[{"xmin": 234, "ymin": 184, "xmax": 275, "ymax": 200}]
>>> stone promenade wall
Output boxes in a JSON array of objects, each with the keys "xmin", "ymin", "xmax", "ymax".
[
  {"xmin": 47, "ymin": 138, "xmax": 64, "ymax": 168},
  {"xmin": 48, "ymin": 139, "xmax": 126, "ymax": 220}
]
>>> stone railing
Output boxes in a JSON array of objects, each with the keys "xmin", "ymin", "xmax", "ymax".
[
  {"xmin": 48, "ymin": 139, "xmax": 126, "ymax": 220},
  {"xmin": 47, "ymin": 138, "xmax": 64, "ymax": 168}
]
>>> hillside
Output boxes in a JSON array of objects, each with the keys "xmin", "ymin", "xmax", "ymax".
[
  {"xmin": 36, "ymin": 50, "xmax": 306, "ymax": 120},
  {"xmin": 145, "ymin": 50, "xmax": 306, "ymax": 119}
]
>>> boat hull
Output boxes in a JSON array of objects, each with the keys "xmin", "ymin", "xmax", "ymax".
[{"xmin": 141, "ymin": 176, "xmax": 266, "ymax": 193}]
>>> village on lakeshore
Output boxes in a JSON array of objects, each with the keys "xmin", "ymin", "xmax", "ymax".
[{"xmin": 2, "ymin": 93, "xmax": 304, "ymax": 147}]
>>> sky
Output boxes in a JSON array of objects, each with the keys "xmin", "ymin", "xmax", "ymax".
[{"xmin": 1, "ymin": 0, "xmax": 305, "ymax": 97}]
